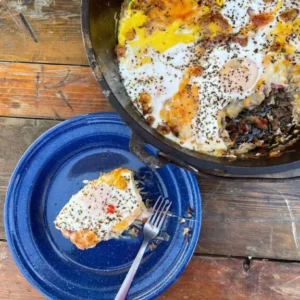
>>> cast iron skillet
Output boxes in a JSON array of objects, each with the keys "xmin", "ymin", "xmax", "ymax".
[{"xmin": 81, "ymin": 0, "xmax": 300, "ymax": 175}]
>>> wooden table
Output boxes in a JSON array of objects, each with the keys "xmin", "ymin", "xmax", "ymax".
[{"xmin": 1, "ymin": 1, "xmax": 300, "ymax": 299}]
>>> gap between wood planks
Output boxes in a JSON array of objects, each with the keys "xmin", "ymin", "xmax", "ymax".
[
  {"xmin": 2, "ymin": 240, "xmax": 300, "ymax": 300},
  {"xmin": 0, "ymin": 233, "xmax": 298, "ymax": 266},
  {"xmin": 0, "ymin": 115, "xmax": 299, "ymax": 184},
  {"xmin": 0, "ymin": 61, "xmax": 113, "ymax": 120},
  {"xmin": 0, "ymin": 59, "xmax": 89, "ymax": 68}
]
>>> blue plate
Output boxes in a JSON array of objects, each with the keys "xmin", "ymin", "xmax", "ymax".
[{"xmin": 5, "ymin": 113, "xmax": 201, "ymax": 300}]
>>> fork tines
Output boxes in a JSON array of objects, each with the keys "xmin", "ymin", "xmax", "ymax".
[{"xmin": 149, "ymin": 196, "xmax": 172, "ymax": 230}]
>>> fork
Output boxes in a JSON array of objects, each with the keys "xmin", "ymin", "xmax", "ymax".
[{"xmin": 115, "ymin": 197, "xmax": 172, "ymax": 300}]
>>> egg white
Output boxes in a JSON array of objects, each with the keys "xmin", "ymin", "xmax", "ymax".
[
  {"xmin": 54, "ymin": 170, "xmax": 145, "ymax": 241},
  {"xmin": 119, "ymin": 0, "xmax": 299, "ymax": 155},
  {"xmin": 222, "ymin": 0, "xmax": 278, "ymax": 33}
]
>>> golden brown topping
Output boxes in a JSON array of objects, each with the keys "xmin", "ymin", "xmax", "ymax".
[
  {"xmin": 147, "ymin": 7, "xmax": 160, "ymax": 20},
  {"xmin": 170, "ymin": 125, "xmax": 180, "ymax": 137},
  {"xmin": 155, "ymin": 0, "xmax": 166, "ymax": 10},
  {"xmin": 160, "ymin": 74, "xmax": 199, "ymax": 139},
  {"xmin": 139, "ymin": 92, "xmax": 152, "ymax": 105},
  {"xmin": 285, "ymin": 53, "xmax": 294, "ymax": 61},
  {"xmin": 187, "ymin": 66, "xmax": 203, "ymax": 77},
  {"xmin": 143, "ymin": 106, "xmax": 153, "ymax": 115},
  {"xmin": 125, "ymin": 28, "xmax": 136, "ymax": 41},
  {"xmin": 157, "ymin": 123, "xmax": 171, "ymax": 135},
  {"xmin": 195, "ymin": 47, "xmax": 206, "ymax": 56},
  {"xmin": 270, "ymin": 42, "xmax": 282, "ymax": 52},
  {"xmin": 212, "ymin": 12, "xmax": 230, "ymax": 30},
  {"xmin": 135, "ymin": 0, "xmax": 196, "ymax": 24},
  {"xmin": 199, "ymin": 12, "xmax": 230, "ymax": 30},
  {"xmin": 146, "ymin": 116, "xmax": 155, "ymax": 126},
  {"xmin": 198, "ymin": 13, "xmax": 211, "ymax": 27},
  {"xmin": 197, "ymin": 12, "xmax": 232, "ymax": 46},
  {"xmin": 116, "ymin": 45, "xmax": 126, "ymax": 58},
  {"xmin": 279, "ymin": 8, "xmax": 299, "ymax": 23},
  {"xmin": 213, "ymin": 33, "xmax": 229, "ymax": 44},
  {"xmin": 131, "ymin": 0, "xmax": 152, "ymax": 10},
  {"xmin": 250, "ymin": 12, "xmax": 274, "ymax": 28},
  {"xmin": 231, "ymin": 36, "xmax": 248, "ymax": 47},
  {"xmin": 138, "ymin": 92, "xmax": 152, "ymax": 115},
  {"xmin": 62, "ymin": 229, "xmax": 100, "ymax": 250}
]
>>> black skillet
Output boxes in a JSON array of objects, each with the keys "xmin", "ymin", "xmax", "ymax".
[{"xmin": 81, "ymin": 0, "xmax": 300, "ymax": 175}]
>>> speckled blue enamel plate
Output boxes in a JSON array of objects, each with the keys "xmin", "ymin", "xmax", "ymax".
[{"xmin": 5, "ymin": 113, "xmax": 201, "ymax": 300}]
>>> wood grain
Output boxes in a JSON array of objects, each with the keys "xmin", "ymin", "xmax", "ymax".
[
  {"xmin": 2, "ymin": 0, "xmax": 299, "ymax": 298},
  {"xmin": 162, "ymin": 256, "xmax": 300, "ymax": 300},
  {"xmin": 197, "ymin": 176, "xmax": 300, "ymax": 260},
  {"xmin": 1, "ymin": 117, "xmax": 300, "ymax": 260},
  {"xmin": 0, "ymin": 62, "xmax": 113, "ymax": 119},
  {"xmin": 0, "ymin": 242, "xmax": 45, "ymax": 299},
  {"xmin": 0, "ymin": 117, "xmax": 58, "ymax": 236},
  {"xmin": 0, "ymin": 0, "xmax": 87, "ymax": 65},
  {"xmin": 1, "ymin": 240, "xmax": 300, "ymax": 300}
]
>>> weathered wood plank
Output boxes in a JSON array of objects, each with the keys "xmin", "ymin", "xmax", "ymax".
[
  {"xmin": 0, "ymin": 242, "xmax": 45, "ymax": 299},
  {"xmin": 0, "ymin": 62, "xmax": 113, "ymax": 119},
  {"xmin": 163, "ymin": 256, "xmax": 300, "ymax": 300},
  {"xmin": 1, "ymin": 241, "xmax": 300, "ymax": 300},
  {"xmin": 1, "ymin": 117, "xmax": 300, "ymax": 260},
  {"xmin": 0, "ymin": 117, "xmax": 58, "ymax": 236},
  {"xmin": 0, "ymin": 0, "xmax": 87, "ymax": 65},
  {"xmin": 197, "ymin": 176, "xmax": 300, "ymax": 260}
]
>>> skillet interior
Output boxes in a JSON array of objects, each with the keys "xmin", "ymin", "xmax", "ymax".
[{"xmin": 82, "ymin": 0, "xmax": 300, "ymax": 174}]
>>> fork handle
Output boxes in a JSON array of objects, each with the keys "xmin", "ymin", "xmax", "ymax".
[{"xmin": 115, "ymin": 240, "xmax": 149, "ymax": 300}]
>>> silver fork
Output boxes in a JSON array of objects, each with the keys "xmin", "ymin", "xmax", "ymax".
[{"xmin": 115, "ymin": 197, "xmax": 172, "ymax": 300}]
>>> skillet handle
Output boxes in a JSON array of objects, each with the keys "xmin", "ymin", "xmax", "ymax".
[
  {"xmin": 129, "ymin": 131, "xmax": 169, "ymax": 168},
  {"xmin": 158, "ymin": 151, "xmax": 200, "ymax": 174},
  {"xmin": 129, "ymin": 132, "xmax": 200, "ymax": 174}
]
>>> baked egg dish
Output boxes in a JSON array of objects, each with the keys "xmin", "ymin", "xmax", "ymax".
[
  {"xmin": 54, "ymin": 168, "xmax": 147, "ymax": 250},
  {"xmin": 117, "ymin": 0, "xmax": 300, "ymax": 157}
]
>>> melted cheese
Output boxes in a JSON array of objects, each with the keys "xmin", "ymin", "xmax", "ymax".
[
  {"xmin": 118, "ymin": 0, "xmax": 300, "ymax": 156},
  {"xmin": 118, "ymin": 0, "xmax": 203, "ymax": 53}
]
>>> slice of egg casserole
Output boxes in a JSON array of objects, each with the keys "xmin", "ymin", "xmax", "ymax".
[{"xmin": 54, "ymin": 168, "xmax": 148, "ymax": 250}]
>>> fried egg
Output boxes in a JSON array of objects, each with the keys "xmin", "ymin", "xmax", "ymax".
[
  {"xmin": 54, "ymin": 168, "xmax": 147, "ymax": 250},
  {"xmin": 118, "ymin": 0, "xmax": 300, "ymax": 156}
]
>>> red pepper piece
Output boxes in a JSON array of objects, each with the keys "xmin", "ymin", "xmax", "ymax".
[{"xmin": 107, "ymin": 204, "xmax": 115, "ymax": 214}]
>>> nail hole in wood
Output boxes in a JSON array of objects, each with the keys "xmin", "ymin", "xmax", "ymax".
[{"xmin": 243, "ymin": 257, "xmax": 251, "ymax": 272}]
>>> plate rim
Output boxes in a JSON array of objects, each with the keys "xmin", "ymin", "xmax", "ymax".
[{"xmin": 4, "ymin": 112, "xmax": 202, "ymax": 300}]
